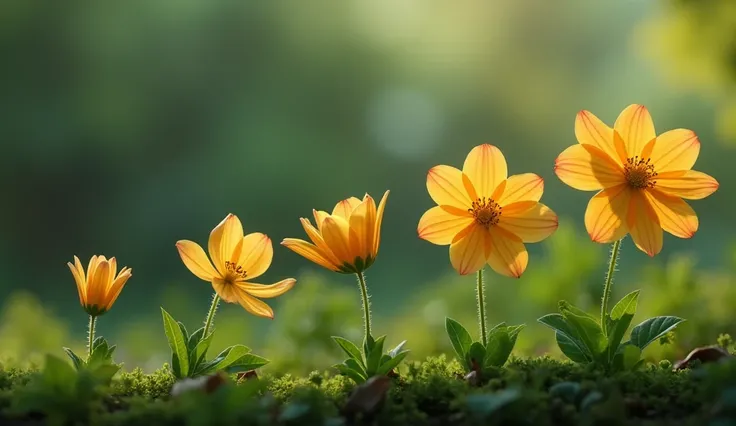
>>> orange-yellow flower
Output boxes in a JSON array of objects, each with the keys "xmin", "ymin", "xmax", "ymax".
[
  {"xmin": 176, "ymin": 214, "xmax": 295, "ymax": 319},
  {"xmin": 68, "ymin": 255, "xmax": 132, "ymax": 316},
  {"xmin": 555, "ymin": 104, "xmax": 719, "ymax": 256},
  {"xmin": 281, "ymin": 192, "xmax": 389, "ymax": 273},
  {"xmin": 418, "ymin": 144, "xmax": 558, "ymax": 278}
]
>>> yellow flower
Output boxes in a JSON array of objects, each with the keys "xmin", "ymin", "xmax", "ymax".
[
  {"xmin": 418, "ymin": 144, "xmax": 558, "ymax": 278},
  {"xmin": 281, "ymin": 191, "xmax": 389, "ymax": 273},
  {"xmin": 555, "ymin": 104, "xmax": 719, "ymax": 256},
  {"xmin": 176, "ymin": 214, "xmax": 295, "ymax": 319},
  {"xmin": 68, "ymin": 255, "xmax": 132, "ymax": 316}
]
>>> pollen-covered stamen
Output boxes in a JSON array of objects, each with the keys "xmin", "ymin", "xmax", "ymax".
[
  {"xmin": 224, "ymin": 261, "xmax": 247, "ymax": 280},
  {"xmin": 468, "ymin": 197, "xmax": 502, "ymax": 227},
  {"xmin": 624, "ymin": 156, "xmax": 658, "ymax": 189}
]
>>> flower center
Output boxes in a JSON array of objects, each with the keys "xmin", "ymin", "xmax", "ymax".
[
  {"xmin": 468, "ymin": 197, "xmax": 502, "ymax": 228},
  {"xmin": 224, "ymin": 261, "xmax": 247, "ymax": 281},
  {"xmin": 624, "ymin": 156, "xmax": 657, "ymax": 189}
]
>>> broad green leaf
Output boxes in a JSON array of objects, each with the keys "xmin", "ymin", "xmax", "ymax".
[
  {"xmin": 161, "ymin": 308, "xmax": 190, "ymax": 378},
  {"xmin": 388, "ymin": 340, "xmax": 407, "ymax": 358},
  {"xmin": 560, "ymin": 303, "xmax": 607, "ymax": 358},
  {"xmin": 466, "ymin": 342, "xmax": 486, "ymax": 371},
  {"xmin": 484, "ymin": 331, "xmax": 513, "ymax": 368},
  {"xmin": 555, "ymin": 332, "xmax": 590, "ymax": 363},
  {"xmin": 334, "ymin": 363, "xmax": 366, "ymax": 384},
  {"xmin": 223, "ymin": 353, "xmax": 269, "ymax": 374},
  {"xmin": 332, "ymin": 336, "xmax": 365, "ymax": 367},
  {"xmin": 630, "ymin": 316, "xmax": 686, "ymax": 350},
  {"xmin": 610, "ymin": 290, "xmax": 640, "ymax": 320},
  {"xmin": 606, "ymin": 290, "xmax": 640, "ymax": 362},
  {"xmin": 445, "ymin": 318, "xmax": 473, "ymax": 367},
  {"xmin": 345, "ymin": 358, "xmax": 366, "ymax": 376},
  {"xmin": 42, "ymin": 354, "xmax": 77, "ymax": 388},
  {"xmin": 199, "ymin": 344, "xmax": 251, "ymax": 375},
  {"xmin": 558, "ymin": 301, "xmax": 593, "ymax": 319},
  {"xmin": 538, "ymin": 314, "xmax": 593, "ymax": 359},
  {"xmin": 376, "ymin": 350, "xmax": 409, "ymax": 376},
  {"xmin": 177, "ymin": 321, "xmax": 189, "ymax": 340},
  {"xmin": 365, "ymin": 335, "xmax": 386, "ymax": 375},
  {"xmin": 63, "ymin": 348, "xmax": 85, "ymax": 371}
]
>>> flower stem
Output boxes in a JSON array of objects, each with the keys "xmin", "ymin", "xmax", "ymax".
[
  {"xmin": 87, "ymin": 315, "xmax": 97, "ymax": 358},
  {"xmin": 356, "ymin": 272, "xmax": 372, "ymax": 340},
  {"xmin": 476, "ymin": 268, "xmax": 488, "ymax": 346},
  {"xmin": 203, "ymin": 292, "xmax": 221, "ymax": 337},
  {"xmin": 600, "ymin": 238, "xmax": 623, "ymax": 332}
]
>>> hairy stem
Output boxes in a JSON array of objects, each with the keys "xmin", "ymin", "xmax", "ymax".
[
  {"xmin": 356, "ymin": 272, "xmax": 372, "ymax": 340},
  {"xmin": 203, "ymin": 292, "xmax": 221, "ymax": 337},
  {"xmin": 87, "ymin": 315, "xmax": 97, "ymax": 358},
  {"xmin": 476, "ymin": 268, "xmax": 488, "ymax": 346},
  {"xmin": 601, "ymin": 238, "xmax": 623, "ymax": 332}
]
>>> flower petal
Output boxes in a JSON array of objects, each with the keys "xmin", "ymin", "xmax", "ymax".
[
  {"xmin": 497, "ymin": 202, "xmax": 558, "ymax": 243},
  {"xmin": 427, "ymin": 165, "xmax": 471, "ymax": 209},
  {"xmin": 614, "ymin": 104, "xmax": 656, "ymax": 158},
  {"xmin": 332, "ymin": 197, "xmax": 362, "ymax": 219},
  {"xmin": 212, "ymin": 278, "xmax": 239, "ymax": 303},
  {"xmin": 299, "ymin": 218, "xmax": 342, "ymax": 265},
  {"xmin": 281, "ymin": 238, "xmax": 339, "ymax": 272},
  {"xmin": 68, "ymin": 257, "xmax": 86, "ymax": 306},
  {"xmin": 584, "ymin": 185, "xmax": 631, "ymax": 243},
  {"xmin": 236, "ymin": 233, "xmax": 272, "ymax": 280},
  {"xmin": 645, "ymin": 190, "xmax": 698, "ymax": 239},
  {"xmin": 575, "ymin": 110, "xmax": 626, "ymax": 163},
  {"xmin": 88, "ymin": 259, "xmax": 111, "ymax": 307},
  {"xmin": 495, "ymin": 173, "xmax": 544, "ymax": 206},
  {"xmin": 313, "ymin": 210, "xmax": 330, "ymax": 232},
  {"xmin": 177, "ymin": 240, "xmax": 218, "ymax": 281},
  {"xmin": 555, "ymin": 144, "xmax": 624, "ymax": 191},
  {"xmin": 649, "ymin": 129, "xmax": 700, "ymax": 173},
  {"xmin": 627, "ymin": 190, "xmax": 663, "ymax": 257},
  {"xmin": 238, "ymin": 278, "xmax": 296, "ymax": 299},
  {"xmin": 372, "ymin": 190, "xmax": 389, "ymax": 255},
  {"xmin": 235, "ymin": 291, "xmax": 275, "ymax": 319},
  {"xmin": 418, "ymin": 206, "xmax": 474, "ymax": 245},
  {"xmin": 462, "ymin": 144, "xmax": 507, "ymax": 199},
  {"xmin": 104, "ymin": 269, "xmax": 131, "ymax": 311},
  {"xmin": 487, "ymin": 227, "xmax": 528, "ymax": 278},
  {"xmin": 349, "ymin": 196, "xmax": 376, "ymax": 259},
  {"xmin": 449, "ymin": 224, "xmax": 489, "ymax": 275},
  {"xmin": 321, "ymin": 216, "xmax": 354, "ymax": 264},
  {"xmin": 655, "ymin": 170, "xmax": 719, "ymax": 200},
  {"xmin": 208, "ymin": 214, "xmax": 244, "ymax": 276}
]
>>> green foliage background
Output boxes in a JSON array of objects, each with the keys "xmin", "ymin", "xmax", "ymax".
[{"xmin": 0, "ymin": 0, "xmax": 734, "ymax": 373}]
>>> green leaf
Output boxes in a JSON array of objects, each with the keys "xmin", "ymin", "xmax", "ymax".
[
  {"xmin": 466, "ymin": 342, "xmax": 486, "ymax": 370},
  {"xmin": 606, "ymin": 290, "xmax": 640, "ymax": 362},
  {"xmin": 365, "ymin": 335, "xmax": 386, "ymax": 375},
  {"xmin": 189, "ymin": 332, "xmax": 214, "ymax": 374},
  {"xmin": 555, "ymin": 331, "xmax": 591, "ymax": 363},
  {"xmin": 345, "ymin": 358, "xmax": 366, "ymax": 376},
  {"xmin": 332, "ymin": 336, "xmax": 365, "ymax": 367},
  {"xmin": 198, "ymin": 344, "xmax": 252, "ymax": 375},
  {"xmin": 539, "ymin": 314, "xmax": 592, "ymax": 358},
  {"xmin": 62, "ymin": 348, "xmax": 85, "ymax": 371},
  {"xmin": 222, "ymin": 353, "xmax": 269, "ymax": 374},
  {"xmin": 363, "ymin": 334, "xmax": 376, "ymax": 356},
  {"xmin": 445, "ymin": 317, "xmax": 473, "ymax": 368},
  {"xmin": 177, "ymin": 321, "xmax": 189, "ymax": 340},
  {"xmin": 42, "ymin": 354, "xmax": 77, "ymax": 387},
  {"xmin": 559, "ymin": 302, "xmax": 607, "ymax": 358},
  {"xmin": 488, "ymin": 322, "xmax": 507, "ymax": 334},
  {"xmin": 161, "ymin": 308, "xmax": 190, "ymax": 378},
  {"xmin": 506, "ymin": 324, "xmax": 525, "ymax": 344},
  {"xmin": 376, "ymin": 350, "xmax": 409, "ymax": 376},
  {"xmin": 187, "ymin": 327, "xmax": 206, "ymax": 353},
  {"xmin": 484, "ymin": 331, "xmax": 513, "ymax": 368},
  {"xmin": 90, "ymin": 363, "xmax": 120, "ymax": 384},
  {"xmin": 334, "ymin": 363, "xmax": 366, "ymax": 384},
  {"xmin": 610, "ymin": 290, "xmax": 640, "ymax": 320},
  {"xmin": 92, "ymin": 336, "xmax": 108, "ymax": 352},
  {"xmin": 630, "ymin": 316, "xmax": 686, "ymax": 350}
]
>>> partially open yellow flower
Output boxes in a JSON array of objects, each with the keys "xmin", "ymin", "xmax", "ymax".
[
  {"xmin": 418, "ymin": 144, "xmax": 558, "ymax": 278},
  {"xmin": 281, "ymin": 191, "xmax": 389, "ymax": 273},
  {"xmin": 176, "ymin": 214, "xmax": 295, "ymax": 319},
  {"xmin": 555, "ymin": 104, "xmax": 719, "ymax": 256},
  {"xmin": 68, "ymin": 255, "xmax": 132, "ymax": 316}
]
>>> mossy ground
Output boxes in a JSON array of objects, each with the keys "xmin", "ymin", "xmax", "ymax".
[{"xmin": 2, "ymin": 355, "xmax": 736, "ymax": 426}]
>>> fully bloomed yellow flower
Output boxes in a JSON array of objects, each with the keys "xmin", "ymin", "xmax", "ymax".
[
  {"xmin": 418, "ymin": 144, "xmax": 558, "ymax": 278},
  {"xmin": 68, "ymin": 255, "xmax": 132, "ymax": 316},
  {"xmin": 176, "ymin": 214, "xmax": 295, "ymax": 319},
  {"xmin": 555, "ymin": 104, "xmax": 719, "ymax": 256},
  {"xmin": 281, "ymin": 192, "xmax": 389, "ymax": 273}
]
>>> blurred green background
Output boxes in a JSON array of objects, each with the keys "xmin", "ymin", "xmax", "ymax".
[{"xmin": 1, "ymin": 0, "xmax": 734, "ymax": 373}]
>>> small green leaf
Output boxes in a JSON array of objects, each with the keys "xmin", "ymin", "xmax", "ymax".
[
  {"xmin": 559, "ymin": 302, "xmax": 607, "ymax": 358},
  {"xmin": 345, "ymin": 358, "xmax": 367, "ymax": 376},
  {"xmin": 555, "ymin": 331, "xmax": 591, "ymax": 363},
  {"xmin": 506, "ymin": 324, "xmax": 525, "ymax": 344},
  {"xmin": 376, "ymin": 350, "xmax": 409, "ymax": 376},
  {"xmin": 161, "ymin": 308, "xmax": 190, "ymax": 378},
  {"xmin": 187, "ymin": 327, "xmax": 206, "ymax": 353},
  {"xmin": 199, "ymin": 344, "xmax": 251, "ymax": 375},
  {"xmin": 222, "ymin": 353, "xmax": 269, "ymax": 373},
  {"xmin": 610, "ymin": 290, "xmax": 640, "ymax": 320},
  {"xmin": 538, "ymin": 314, "xmax": 580, "ymax": 340},
  {"xmin": 62, "ymin": 348, "xmax": 85, "ymax": 371},
  {"xmin": 363, "ymin": 334, "xmax": 376, "ymax": 356},
  {"xmin": 189, "ymin": 332, "xmax": 214, "ymax": 374},
  {"xmin": 488, "ymin": 322, "xmax": 507, "ymax": 334},
  {"xmin": 91, "ymin": 363, "xmax": 120, "ymax": 384},
  {"xmin": 466, "ymin": 342, "xmax": 486, "ymax": 371},
  {"xmin": 606, "ymin": 290, "xmax": 640, "ymax": 362},
  {"xmin": 484, "ymin": 331, "xmax": 513, "ymax": 368},
  {"xmin": 630, "ymin": 316, "xmax": 686, "ymax": 350},
  {"xmin": 334, "ymin": 363, "xmax": 366, "ymax": 384},
  {"xmin": 177, "ymin": 321, "xmax": 189, "ymax": 340},
  {"xmin": 366, "ymin": 335, "xmax": 386, "ymax": 375},
  {"xmin": 332, "ymin": 336, "xmax": 365, "ymax": 367},
  {"xmin": 42, "ymin": 354, "xmax": 77, "ymax": 387},
  {"xmin": 445, "ymin": 317, "xmax": 473, "ymax": 369}
]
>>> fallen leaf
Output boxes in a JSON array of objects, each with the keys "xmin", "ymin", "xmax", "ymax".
[{"xmin": 673, "ymin": 346, "xmax": 732, "ymax": 371}]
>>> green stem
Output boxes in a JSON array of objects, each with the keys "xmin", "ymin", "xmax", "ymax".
[
  {"xmin": 476, "ymin": 268, "xmax": 488, "ymax": 346},
  {"xmin": 600, "ymin": 238, "xmax": 623, "ymax": 331},
  {"xmin": 356, "ymin": 272, "xmax": 372, "ymax": 340},
  {"xmin": 87, "ymin": 315, "xmax": 97, "ymax": 358},
  {"xmin": 203, "ymin": 293, "xmax": 221, "ymax": 337}
]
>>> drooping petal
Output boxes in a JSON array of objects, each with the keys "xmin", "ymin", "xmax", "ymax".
[
  {"xmin": 235, "ymin": 291, "xmax": 275, "ymax": 319},
  {"xmin": 372, "ymin": 190, "xmax": 389, "ymax": 255},
  {"xmin": 584, "ymin": 185, "xmax": 631, "ymax": 243},
  {"xmin": 418, "ymin": 206, "xmax": 474, "ymax": 245},
  {"xmin": 614, "ymin": 104, "xmax": 656, "ymax": 158},
  {"xmin": 449, "ymin": 224, "xmax": 489, "ymax": 275},
  {"xmin": 655, "ymin": 170, "xmax": 719, "ymax": 200},
  {"xmin": 487, "ymin": 227, "xmax": 528, "ymax": 278},
  {"xmin": 495, "ymin": 173, "xmax": 544, "ymax": 206},
  {"xmin": 349, "ymin": 196, "xmax": 375, "ymax": 259},
  {"xmin": 320, "ymin": 216, "xmax": 354, "ymax": 264},
  {"xmin": 648, "ymin": 129, "xmax": 700, "ymax": 173},
  {"xmin": 627, "ymin": 190, "xmax": 663, "ymax": 257},
  {"xmin": 332, "ymin": 197, "xmax": 362, "ymax": 219},
  {"xmin": 209, "ymin": 214, "xmax": 244, "ymax": 276},
  {"xmin": 497, "ymin": 202, "xmax": 558, "ymax": 243},
  {"xmin": 462, "ymin": 144, "xmax": 507, "ymax": 199},
  {"xmin": 427, "ymin": 165, "xmax": 471, "ymax": 209},
  {"xmin": 645, "ymin": 189, "xmax": 698, "ymax": 239},
  {"xmin": 555, "ymin": 144, "xmax": 625, "ymax": 191},
  {"xmin": 575, "ymin": 110, "xmax": 626, "ymax": 163},
  {"xmin": 238, "ymin": 278, "xmax": 296, "ymax": 299},
  {"xmin": 281, "ymin": 238, "xmax": 339, "ymax": 272},
  {"xmin": 235, "ymin": 233, "xmax": 272, "ymax": 280},
  {"xmin": 176, "ymin": 240, "xmax": 219, "ymax": 281}
]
